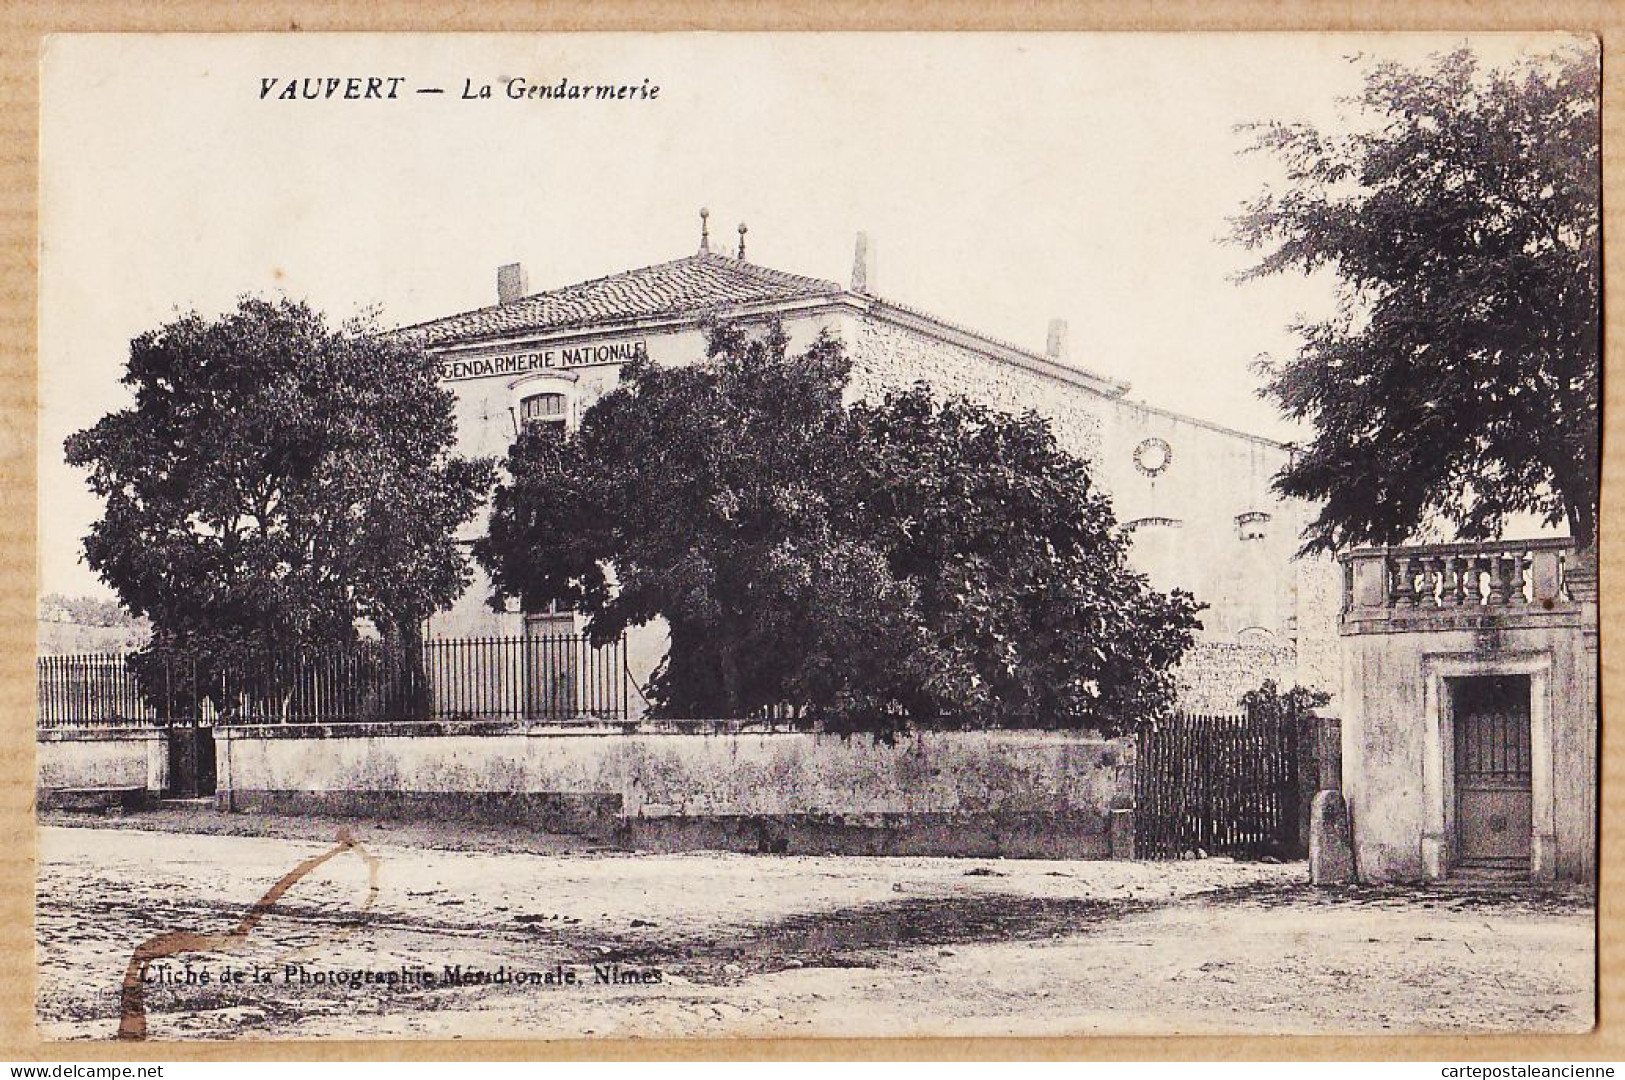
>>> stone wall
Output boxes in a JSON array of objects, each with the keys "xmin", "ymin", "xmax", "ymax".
[
  {"xmin": 845, "ymin": 315, "xmax": 1106, "ymax": 466},
  {"xmin": 215, "ymin": 724, "xmax": 1136, "ymax": 858},
  {"xmin": 1171, "ymin": 640, "xmax": 1298, "ymax": 713},
  {"xmin": 841, "ymin": 312, "xmax": 1344, "ymax": 665}
]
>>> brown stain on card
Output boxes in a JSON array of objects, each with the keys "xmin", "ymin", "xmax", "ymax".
[{"xmin": 116, "ymin": 829, "xmax": 381, "ymax": 1041}]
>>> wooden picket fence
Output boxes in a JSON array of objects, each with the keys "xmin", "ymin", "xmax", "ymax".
[{"xmin": 1134, "ymin": 710, "xmax": 1302, "ymax": 860}]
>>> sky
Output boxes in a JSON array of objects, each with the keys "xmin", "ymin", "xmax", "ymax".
[{"xmin": 37, "ymin": 32, "xmax": 1571, "ymax": 601}]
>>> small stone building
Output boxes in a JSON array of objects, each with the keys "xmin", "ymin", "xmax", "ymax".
[{"xmin": 1338, "ymin": 541, "xmax": 1598, "ymax": 882}]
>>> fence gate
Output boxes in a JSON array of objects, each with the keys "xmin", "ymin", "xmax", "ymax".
[
  {"xmin": 1134, "ymin": 711, "xmax": 1301, "ymax": 860},
  {"xmin": 166, "ymin": 714, "xmax": 216, "ymax": 799}
]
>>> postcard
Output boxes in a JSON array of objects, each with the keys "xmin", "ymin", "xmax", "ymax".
[{"xmin": 33, "ymin": 32, "xmax": 1599, "ymax": 1042}]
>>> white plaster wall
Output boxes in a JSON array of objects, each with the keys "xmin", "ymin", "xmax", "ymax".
[
  {"xmin": 1102, "ymin": 399, "xmax": 1306, "ymax": 642},
  {"xmin": 219, "ymin": 728, "xmax": 1132, "ymax": 817},
  {"xmin": 1340, "ymin": 619, "xmax": 1593, "ymax": 882},
  {"xmin": 37, "ymin": 731, "xmax": 165, "ymax": 791},
  {"xmin": 445, "ymin": 316, "xmax": 850, "ymax": 485}
]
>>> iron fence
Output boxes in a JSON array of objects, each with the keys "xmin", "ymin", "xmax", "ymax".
[
  {"xmin": 36, "ymin": 633, "xmax": 631, "ymax": 729},
  {"xmin": 36, "ymin": 653, "xmax": 157, "ymax": 728}
]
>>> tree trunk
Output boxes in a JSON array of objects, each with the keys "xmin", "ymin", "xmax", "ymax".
[
  {"xmin": 1566, "ymin": 497, "xmax": 1597, "ymax": 554},
  {"xmin": 383, "ymin": 617, "xmax": 431, "ymax": 720},
  {"xmin": 717, "ymin": 638, "xmax": 744, "ymax": 718}
]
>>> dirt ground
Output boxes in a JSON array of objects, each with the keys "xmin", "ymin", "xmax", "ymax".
[{"xmin": 34, "ymin": 812, "xmax": 1595, "ymax": 1042}]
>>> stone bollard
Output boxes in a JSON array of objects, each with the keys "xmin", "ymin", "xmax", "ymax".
[{"xmin": 1309, "ymin": 789, "xmax": 1355, "ymax": 885}]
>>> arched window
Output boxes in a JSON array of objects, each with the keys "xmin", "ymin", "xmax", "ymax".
[
  {"xmin": 1235, "ymin": 510, "xmax": 1272, "ymax": 542},
  {"xmin": 520, "ymin": 391, "xmax": 569, "ymax": 433},
  {"xmin": 1123, "ymin": 516, "xmax": 1183, "ymax": 533}
]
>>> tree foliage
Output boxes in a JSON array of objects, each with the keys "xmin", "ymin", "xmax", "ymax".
[
  {"xmin": 476, "ymin": 321, "xmax": 1203, "ymax": 733},
  {"xmin": 1232, "ymin": 46, "xmax": 1600, "ymax": 552},
  {"xmin": 65, "ymin": 297, "xmax": 494, "ymax": 659},
  {"xmin": 1239, "ymin": 678, "xmax": 1331, "ymax": 724},
  {"xmin": 38, "ymin": 592, "xmax": 148, "ymax": 628}
]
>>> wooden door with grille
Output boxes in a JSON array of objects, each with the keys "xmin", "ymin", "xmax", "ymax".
[{"xmin": 1452, "ymin": 674, "xmax": 1533, "ymax": 871}]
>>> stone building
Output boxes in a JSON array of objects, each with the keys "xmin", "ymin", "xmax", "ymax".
[{"xmin": 401, "ymin": 218, "xmax": 1341, "ymax": 716}]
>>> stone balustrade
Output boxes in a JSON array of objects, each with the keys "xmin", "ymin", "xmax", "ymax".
[{"xmin": 1340, "ymin": 539, "xmax": 1578, "ymax": 631}]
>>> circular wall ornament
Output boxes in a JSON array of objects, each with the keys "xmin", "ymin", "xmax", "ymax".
[{"xmin": 1133, "ymin": 437, "xmax": 1173, "ymax": 477}]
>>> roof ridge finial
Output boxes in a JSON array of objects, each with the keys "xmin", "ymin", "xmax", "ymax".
[
  {"xmin": 698, "ymin": 207, "xmax": 711, "ymax": 254},
  {"xmin": 736, "ymin": 221, "xmax": 748, "ymax": 261}
]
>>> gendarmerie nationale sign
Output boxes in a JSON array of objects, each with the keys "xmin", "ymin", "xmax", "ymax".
[{"xmin": 439, "ymin": 339, "xmax": 649, "ymax": 381}]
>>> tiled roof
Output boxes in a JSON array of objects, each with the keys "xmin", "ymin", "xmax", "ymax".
[
  {"xmin": 401, "ymin": 247, "xmax": 1134, "ymax": 399},
  {"xmin": 400, "ymin": 251, "xmax": 844, "ymax": 346}
]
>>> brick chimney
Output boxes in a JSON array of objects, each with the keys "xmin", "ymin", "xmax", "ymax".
[
  {"xmin": 1046, "ymin": 318, "xmax": 1069, "ymax": 362},
  {"xmin": 851, "ymin": 232, "xmax": 877, "ymax": 294},
  {"xmin": 497, "ymin": 262, "xmax": 529, "ymax": 305}
]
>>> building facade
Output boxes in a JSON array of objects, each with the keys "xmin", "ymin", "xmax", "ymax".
[
  {"xmin": 402, "ymin": 223, "xmax": 1341, "ymax": 717},
  {"xmin": 1336, "ymin": 541, "xmax": 1597, "ymax": 882}
]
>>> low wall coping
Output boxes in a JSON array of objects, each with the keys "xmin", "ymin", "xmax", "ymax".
[
  {"xmin": 214, "ymin": 719, "xmax": 1123, "ymax": 742},
  {"xmin": 37, "ymin": 726, "xmax": 165, "ymax": 744},
  {"xmin": 1341, "ymin": 537, "xmax": 1576, "ymax": 560}
]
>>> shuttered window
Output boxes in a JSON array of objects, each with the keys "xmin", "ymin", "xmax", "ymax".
[{"xmin": 520, "ymin": 392, "xmax": 568, "ymax": 431}]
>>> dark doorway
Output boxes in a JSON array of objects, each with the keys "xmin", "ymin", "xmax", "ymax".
[
  {"xmin": 1451, "ymin": 674, "xmax": 1533, "ymax": 872},
  {"xmin": 166, "ymin": 722, "xmax": 216, "ymax": 798}
]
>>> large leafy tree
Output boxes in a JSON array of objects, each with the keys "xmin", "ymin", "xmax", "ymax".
[
  {"xmin": 476, "ymin": 321, "xmax": 1202, "ymax": 733},
  {"xmin": 1231, "ymin": 45, "xmax": 1600, "ymax": 553},
  {"xmin": 66, "ymin": 297, "xmax": 494, "ymax": 662}
]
